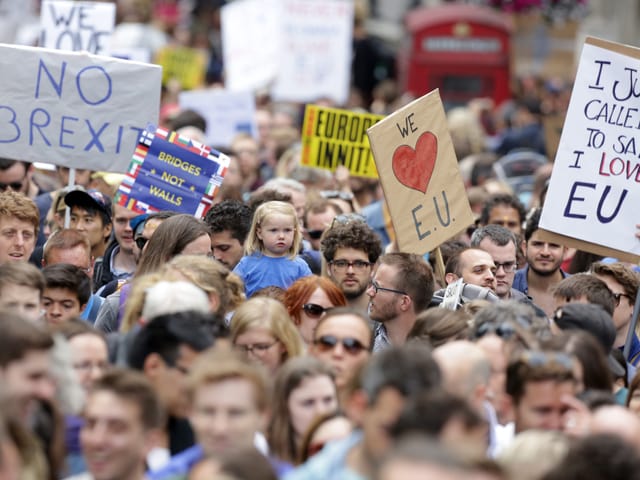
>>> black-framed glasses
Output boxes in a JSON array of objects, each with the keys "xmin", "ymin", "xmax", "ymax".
[
  {"xmin": 612, "ymin": 292, "xmax": 631, "ymax": 307},
  {"xmin": 135, "ymin": 236, "xmax": 149, "ymax": 250},
  {"xmin": 0, "ymin": 181, "xmax": 24, "ymax": 192},
  {"xmin": 302, "ymin": 303, "xmax": 331, "ymax": 318},
  {"xmin": 330, "ymin": 259, "xmax": 372, "ymax": 273},
  {"xmin": 234, "ymin": 340, "xmax": 279, "ymax": 355},
  {"xmin": 314, "ymin": 334, "xmax": 367, "ymax": 355},
  {"xmin": 494, "ymin": 261, "xmax": 517, "ymax": 273},
  {"xmin": 369, "ymin": 279, "xmax": 407, "ymax": 296},
  {"xmin": 330, "ymin": 213, "xmax": 366, "ymax": 230},
  {"xmin": 306, "ymin": 229, "xmax": 325, "ymax": 240}
]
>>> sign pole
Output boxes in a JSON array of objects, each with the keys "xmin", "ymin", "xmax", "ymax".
[
  {"xmin": 63, "ymin": 167, "xmax": 75, "ymax": 228},
  {"xmin": 433, "ymin": 246, "xmax": 446, "ymax": 288}
]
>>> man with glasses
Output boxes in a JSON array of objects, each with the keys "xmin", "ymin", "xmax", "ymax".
[
  {"xmin": 0, "ymin": 190, "xmax": 39, "ymax": 265},
  {"xmin": 0, "ymin": 158, "xmax": 39, "ymax": 198},
  {"xmin": 321, "ymin": 218, "xmax": 382, "ymax": 313},
  {"xmin": 367, "ymin": 252, "xmax": 435, "ymax": 351}
]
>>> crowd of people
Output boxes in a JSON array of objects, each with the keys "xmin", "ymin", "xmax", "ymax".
[{"xmin": 0, "ymin": 1, "xmax": 640, "ymax": 480}]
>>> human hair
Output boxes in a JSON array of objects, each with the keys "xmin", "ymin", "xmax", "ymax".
[
  {"xmin": 245, "ymin": 201, "xmax": 301, "ymax": 259},
  {"xmin": 523, "ymin": 207, "xmax": 541, "ymax": 242},
  {"xmin": 42, "ymin": 228, "xmax": 92, "ymax": 265},
  {"xmin": 136, "ymin": 214, "xmax": 210, "ymax": 276},
  {"xmin": 379, "ymin": 253, "xmax": 435, "ymax": 313},
  {"xmin": 230, "ymin": 297, "xmax": 304, "ymax": 362},
  {"xmin": 0, "ymin": 309, "xmax": 53, "ymax": 367},
  {"xmin": 479, "ymin": 193, "xmax": 526, "ymax": 228},
  {"xmin": 127, "ymin": 312, "xmax": 215, "ymax": 370},
  {"xmin": 470, "ymin": 300, "xmax": 542, "ymax": 350},
  {"xmin": 204, "ymin": 200, "xmax": 252, "ymax": 244},
  {"xmin": 247, "ymin": 189, "xmax": 291, "ymax": 213},
  {"xmin": 42, "ymin": 264, "xmax": 91, "ymax": 306},
  {"xmin": 320, "ymin": 220, "xmax": 382, "ymax": 264},
  {"xmin": 543, "ymin": 331, "xmax": 613, "ymax": 391},
  {"xmin": 267, "ymin": 357, "xmax": 337, "ymax": 464},
  {"xmin": 58, "ymin": 317, "xmax": 106, "ymax": 343},
  {"xmin": 297, "ymin": 411, "xmax": 350, "ymax": 464},
  {"xmin": 314, "ymin": 307, "xmax": 374, "ymax": 350},
  {"xmin": 506, "ymin": 350, "xmax": 577, "ymax": 404},
  {"xmin": 140, "ymin": 281, "xmax": 210, "ymax": 321},
  {"xmin": 360, "ymin": 345, "xmax": 441, "ymax": 405},
  {"xmin": 551, "ymin": 274, "xmax": 615, "ymax": 316},
  {"xmin": 0, "ymin": 158, "xmax": 27, "ymax": 172},
  {"xmin": 591, "ymin": 261, "xmax": 640, "ymax": 300},
  {"xmin": 262, "ymin": 177, "xmax": 306, "ymax": 195},
  {"xmin": 407, "ymin": 308, "xmax": 471, "ymax": 348},
  {"xmin": 187, "ymin": 348, "xmax": 269, "ymax": 411},
  {"xmin": 90, "ymin": 368, "xmax": 165, "ymax": 431},
  {"xmin": 303, "ymin": 198, "xmax": 342, "ymax": 228},
  {"xmin": 283, "ymin": 275, "xmax": 347, "ymax": 325},
  {"xmin": 470, "ymin": 224, "xmax": 518, "ymax": 248},
  {"xmin": 0, "ymin": 261, "xmax": 44, "ymax": 296},
  {"xmin": 163, "ymin": 254, "xmax": 246, "ymax": 317},
  {"xmin": 215, "ymin": 446, "xmax": 278, "ymax": 480},
  {"xmin": 498, "ymin": 430, "xmax": 569, "ymax": 480},
  {"xmin": 0, "ymin": 190, "xmax": 39, "ymax": 237},
  {"xmin": 120, "ymin": 272, "xmax": 163, "ymax": 332}
]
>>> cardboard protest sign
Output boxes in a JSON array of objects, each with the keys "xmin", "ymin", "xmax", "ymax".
[
  {"xmin": 539, "ymin": 37, "xmax": 640, "ymax": 263},
  {"xmin": 301, "ymin": 105, "xmax": 383, "ymax": 178},
  {"xmin": 0, "ymin": 43, "xmax": 161, "ymax": 172},
  {"xmin": 271, "ymin": 0, "xmax": 353, "ymax": 105},
  {"xmin": 178, "ymin": 89, "xmax": 256, "ymax": 148},
  {"xmin": 367, "ymin": 89, "xmax": 474, "ymax": 255},
  {"xmin": 40, "ymin": 0, "xmax": 115, "ymax": 55},
  {"xmin": 115, "ymin": 127, "xmax": 229, "ymax": 218},
  {"xmin": 221, "ymin": 0, "xmax": 281, "ymax": 93},
  {"xmin": 155, "ymin": 46, "xmax": 207, "ymax": 90}
]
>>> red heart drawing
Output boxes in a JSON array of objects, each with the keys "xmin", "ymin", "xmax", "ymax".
[{"xmin": 391, "ymin": 131, "xmax": 438, "ymax": 194}]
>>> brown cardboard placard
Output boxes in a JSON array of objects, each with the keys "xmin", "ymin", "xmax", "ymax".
[{"xmin": 366, "ymin": 89, "xmax": 474, "ymax": 255}]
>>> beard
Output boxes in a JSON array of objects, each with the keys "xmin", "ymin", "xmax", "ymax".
[
  {"xmin": 342, "ymin": 282, "xmax": 368, "ymax": 300},
  {"xmin": 529, "ymin": 262, "xmax": 561, "ymax": 277}
]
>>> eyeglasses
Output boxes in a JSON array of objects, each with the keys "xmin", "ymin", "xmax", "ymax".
[
  {"xmin": 314, "ymin": 334, "xmax": 367, "ymax": 355},
  {"xmin": 474, "ymin": 321, "xmax": 517, "ymax": 340},
  {"xmin": 329, "ymin": 259, "xmax": 372, "ymax": 273},
  {"xmin": 369, "ymin": 279, "xmax": 407, "ymax": 296},
  {"xmin": 306, "ymin": 229, "xmax": 325, "ymax": 240},
  {"xmin": 135, "ymin": 236, "xmax": 149, "ymax": 250},
  {"xmin": 0, "ymin": 181, "xmax": 23, "ymax": 192},
  {"xmin": 234, "ymin": 340, "xmax": 279, "ymax": 355},
  {"xmin": 494, "ymin": 261, "xmax": 517, "ymax": 273},
  {"xmin": 516, "ymin": 350, "xmax": 576, "ymax": 371},
  {"xmin": 329, "ymin": 213, "xmax": 366, "ymax": 230},
  {"xmin": 320, "ymin": 190, "xmax": 354, "ymax": 201},
  {"xmin": 612, "ymin": 292, "xmax": 631, "ymax": 307},
  {"xmin": 302, "ymin": 303, "xmax": 331, "ymax": 318}
]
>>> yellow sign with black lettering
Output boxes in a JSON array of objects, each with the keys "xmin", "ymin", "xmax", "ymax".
[{"xmin": 301, "ymin": 105, "xmax": 384, "ymax": 178}]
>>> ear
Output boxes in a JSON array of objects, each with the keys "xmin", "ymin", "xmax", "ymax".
[
  {"xmin": 445, "ymin": 273, "xmax": 458, "ymax": 285},
  {"xmin": 142, "ymin": 428, "xmax": 165, "ymax": 456},
  {"xmin": 80, "ymin": 303, "xmax": 88, "ymax": 313},
  {"xmin": 143, "ymin": 353, "xmax": 165, "ymax": 380},
  {"xmin": 103, "ymin": 222, "xmax": 113, "ymax": 239},
  {"xmin": 256, "ymin": 226, "xmax": 263, "ymax": 241},
  {"xmin": 520, "ymin": 238, "xmax": 527, "ymax": 253}
]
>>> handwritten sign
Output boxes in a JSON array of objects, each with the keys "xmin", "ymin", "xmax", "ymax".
[
  {"xmin": 178, "ymin": 89, "xmax": 256, "ymax": 148},
  {"xmin": 301, "ymin": 105, "xmax": 383, "ymax": 178},
  {"xmin": 0, "ymin": 44, "xmax": 161, "ymax": 172},
  {"xmin": 367, "ymin": 89, "xmax": 474, "ymax": 255},
  {"xmin": 221, "ymin": 0, "xmax": 280, "ymax": 92},
  {"xmin": 539, "ymin": 37, "xmax": 640, "ymax": 262},
  {"xmin": 155, "ymin": 46, "xmax": 207, "ymax": 90},
  {"xmin": 115, "ymin": 127, "xmax": 229, "ymax": 217},
  {"xmin": 271, "ymin": 0, "xmax": 353, "ymax": 105},
  {"xmin": 40, "ymin": 0, "xmax": 115, "ymax": 55}
]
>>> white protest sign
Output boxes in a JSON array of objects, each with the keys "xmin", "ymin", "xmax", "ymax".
[
  {"xmin": 179, "ymin": 89, "xmax": 256, "ymax": 148},
  {"xmin": 221, "ymin": 0, "xmax": 281, "ymax": 93},
  {"xmin": 271, "ymin": 0, "xmax": 353, "ymax": 105},
  {"xmin": 40, "ymin": 0, "xmax": 115, "ymax": 55},
  {"xmin": 0, "ymin": 43, "xmax": 162, "ymax": 173},
  {"xmin": 540, "ymin": 37, "xmax": 640, "ymax": 262}
]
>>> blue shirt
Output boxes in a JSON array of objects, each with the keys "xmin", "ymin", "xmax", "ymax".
[
  {"xmin": 233, "ymin": 253, "xmax": 312, "ymax": 298},
  {"xmin": 512, "ymin": 265, "xmax": 569, "ymax": 295}
]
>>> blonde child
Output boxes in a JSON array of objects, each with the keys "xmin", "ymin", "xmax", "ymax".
[{"xmin": 233, "ymin": 201, "xmax": 312, "ymax": 297}]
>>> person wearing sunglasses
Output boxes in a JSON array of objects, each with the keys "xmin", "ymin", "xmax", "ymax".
[
  {"xmin": 303, "ymin": 198, "xmax": 342, "ymax": 252},
  {"xmin": 284, "ymin": 275, "xmax": 347, "ymax": 346},
  {"xmin": 0, "ymin": 159, "xmax": 35, "ymax": 198},
  {"xmin": 309, "ymin": 307, "xmax": 372, "ymax": 401}
]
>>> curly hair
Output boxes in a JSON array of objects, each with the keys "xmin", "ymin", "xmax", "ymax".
[
  {"xmin": 0, "ymin": 190, "xmax": 39, "ymax": 236},
  {"xmin": 479, "ymin": 193, "xmax": 526, "ymax": 228},
  {"xmin": 204, "ymin": 200, "xmax": 252, "ymax": 244},
  {"xmin": 320, "ymin": 221, "xmax": 382, "ymax": 264}
]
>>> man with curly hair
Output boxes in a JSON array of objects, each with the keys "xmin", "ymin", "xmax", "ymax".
[
  {"xmin": 204, "ymin": 200, "xmax": 252, "ymax": 270},
  {"xmin": 0, "ymin": 190, "xmax": 39, "ymax": 264}
]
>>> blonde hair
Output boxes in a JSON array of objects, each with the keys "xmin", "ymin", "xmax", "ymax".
[
  {"xmin": 163, "ymin": 255, "xmax": 245, "ymax": 316},
  {"xmin": 230, "ymin": 297, "xmax": 303, "ymax": 363},
  {"xmin": 245, "ymin": 201, "xmax": 301, "ymax": 259},
  {"xmin": 120, "ymin": 273, "xmax": 165, "ymax": 332}
]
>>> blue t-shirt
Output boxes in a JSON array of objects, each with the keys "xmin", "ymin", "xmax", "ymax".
[{"xmin": 233, "ymin": 252, "xmax": 312, "ymax": 298}]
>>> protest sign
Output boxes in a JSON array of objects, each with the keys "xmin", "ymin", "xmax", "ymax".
[
  {"xmin": 367, "ymin": 89, "xmax": 474, "ymax": 255},
  {"xmin": 0, "ymin": 0, "xmax": 30, "ymax": 44},
  {"xmin": 40, "ymin": 0, "xmax": 115, "ymax": 55},
  {"xmin": 115, "ymin": 126, "xmax": 229, "ymax": 218},
  {"xmin": 539, "ymin": 37, "xmax": 640, "ymax": 262},
  {"xmin": 178, "ymin": 89, "xmax": 256, "ymax": 148},
  {"xmin": 221, "ymin": 0, "xmax": 281, "ymax": 93},
  {"xmin": 301, "ymin": 105, "xmax": 383, "ymax": 178},
  {"xmin": 155, "ymin": 45, "xmax": 207, "ymax": 90},
  {"xmin": 271, "ymin": 0, "xmax": 353, "ymax": 105},
  {"xmin": 0, "ymin": 43, "xmax": 161, "ymax": 172}
]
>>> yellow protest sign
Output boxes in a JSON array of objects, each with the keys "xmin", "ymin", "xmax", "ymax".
[
  {"xmin": 367, "ymin": 89, "xmax": 474, "ymax": 255},
  {"xmin": 301, "ymin": 105, "xmax": 384, "ymax": 178},
  {"xmin": 155, "ymin": 46, "xmax": 207, "ymax": 90}
]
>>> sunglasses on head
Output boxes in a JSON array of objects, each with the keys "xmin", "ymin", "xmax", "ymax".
[
  {"xmin": 302, "ymin": 303, "xmax": 331, "ymax": 318},
  {"xmin": 314, "ymin": 334, "xmax": 367, "ymax": 355}
]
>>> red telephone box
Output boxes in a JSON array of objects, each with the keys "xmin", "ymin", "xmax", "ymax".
[{"xmin": 398, "ymin": 4, "xmax": 512, "ymax": 109}]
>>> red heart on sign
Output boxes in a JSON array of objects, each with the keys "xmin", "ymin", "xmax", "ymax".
[{"xmin": 391, "ymin": 131, "xmax": 438, "ymax": 194}]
